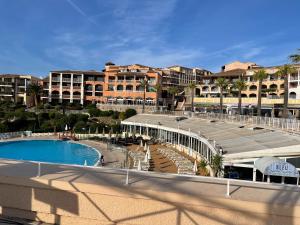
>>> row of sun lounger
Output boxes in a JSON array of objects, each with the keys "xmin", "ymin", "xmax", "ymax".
[
  {"xmin": 0, "ymin": 131, "xmax": 30, "ymax": 140},
  {"xmin": 128, "ymin": 148, "xmax": 150, "ymax": 171},
  {"xmin": 157, "ymin": 147, "xmax": 194, "ymax": 175}
]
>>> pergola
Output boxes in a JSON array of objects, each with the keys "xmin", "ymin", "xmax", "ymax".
[{"xmin": 254, "ymin": 156, "xmax": 299, "ymax": 184}]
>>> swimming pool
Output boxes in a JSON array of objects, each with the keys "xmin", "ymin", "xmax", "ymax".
[{"xmin": 0, "ymin": 140, "xmax": 100, "ymax": 166}]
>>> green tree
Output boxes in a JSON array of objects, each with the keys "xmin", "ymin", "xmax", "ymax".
[
  {"xmin": 167, "ymin": 86, "xmax": 179, "ymax": 111},
  {"xmin": 27, "ymin": 83, "xmax": 42, "ymax": 111},
  {"xmin": 153, "ymin": 83, "xmax": 162, "ymax": 111},
  {"xmin": 289, "ymin": 49, "xmax": 300, "ymax": 63},
  {"xmin": 253, "ymin": 69, "xmax": 268, "ymax": 116},
  {"xmin": 211, "ymin": 154, "xmax": 223, "ymax": 177},
  {"xmin": 216, "ymin": 78, "xmax": 229, "ymax": 113},
  {"xmin": 276, "ymin": 64, "xmax": 296, "ymax": 118},
  {"xmin": 233, "ymin": 79, "xmax": 247, "ymax": 115},
  {"xmin": 139, "ymin": 77, "xmax": 149, "ymax": 113},
  {"xmin": 188, "ymin": 82, "xmax": 197, "ymax": 112},
  {"xmin": 125, "ymin": 108, "xmax": 137, "ymax": 118}
]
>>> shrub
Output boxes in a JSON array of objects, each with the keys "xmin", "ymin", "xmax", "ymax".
[
  {"xmin": 74, "ymin": 121, "xmax": 87, "ymax": 133},
  {"xmin": 119, "ymin": 112, "xmax": 126, "ymax": 120},
  {"xmin": 125, "ymin": 108, "xmax": 137, "ymax": 118},
  {"xmin": 88, "ymin": 108, "xmax": 100, "ymax": 117}
]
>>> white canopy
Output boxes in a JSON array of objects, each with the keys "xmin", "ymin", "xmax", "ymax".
[{"xmin": 254, "ymin": 156, "xmax": 299, "ymax": 178}]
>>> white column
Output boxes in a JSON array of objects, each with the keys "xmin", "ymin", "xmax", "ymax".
[
  {"xmin": 281, "ymin": 176, "xmax": 285, "ymax": 184},
  {"xmin": 80, "ymin": 74, "xmax": 84, "ymax": 105},
  {"xmin": 253, "ymin": 168, "xmax": 256, "ymax": 182},
  {"xmin": 70, "ymin": 73, "xmax": 74, "ymax": 103},
  {"xmin": 48, "ymin": 72, "xmax": 52, "ymax": 102},
  {"xmin": 59, "ymin": 73, "xmax": 63, "ymax": 103}
]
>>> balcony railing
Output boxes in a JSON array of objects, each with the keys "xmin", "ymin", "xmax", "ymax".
[
  {"xmin": 62, "ymin": 95, "xmax": 70, "ymax": 98},
  {"xmin": 0, "ymin": 82, "xmax": 13, "ymax": 86},
  {"xmin": 52, "ymin": 78, "xmax": 60, "ymax": 82},
  {"xmin": 73, "ymin": 86, "xmax": 81, "ymax": 90},
  {"xmin": 73, "ymin": 78, "xmax": 82, "ymax": 83},
  {"xmin": 73, "ymin": 95, "xmax": 81, "ymax": 99},
  {"xmin": 62, "ymin": 78, "xmax": 71, "ymax": 82}
]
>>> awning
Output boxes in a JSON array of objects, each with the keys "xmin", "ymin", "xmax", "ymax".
[{"xmin": 254, "ymin": 156, "xmax": 299, "ymax": 177}]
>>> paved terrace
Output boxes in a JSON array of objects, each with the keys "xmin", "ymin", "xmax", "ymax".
[
  {"xmin": 124, "ymin": 114, "xmax": 300, "ymax": 160},
  {"xmin": 0, "ymin": 160, "xmax": 300, "ymax": 224}
]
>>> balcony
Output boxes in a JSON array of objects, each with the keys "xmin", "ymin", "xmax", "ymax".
[
  {"xmin": 52, "ymin": 78, "xmax": 60, "ymax": 82},
  {"xmin": 62, "ymin": 95, "xmax": 70, "ymax": 99},
  {"xmin": 51, "ymin": 94, "xmax": 59, "ymax": 98},
  {"xmin": 0, "ymin": 82, "xmax": 13, "ymax": 86},
  {"xmin": 73, "ymin": 95, "xmax": 81, "ymax": 99},
  {"xmin": 62, "ymin": 78, "xmax": 71, "ymax": 82},
  {"xmin": 73, "ymin": 86, "xmax": 81, "ymax": 90},
  {"xmin": 73, "ymin": 78, "xmax": 82, "ymax": 83}
]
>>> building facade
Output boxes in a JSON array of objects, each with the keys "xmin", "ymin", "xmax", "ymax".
[
  {"xmin": 44, "ymin": 64, "xmax": 162, "ymax": 106},
  {"xmin": 196, "ymin": 61, "xmax": 300, "ymax": 100},
  {"xmin": 0, "ymin": 74, "xmax": 40, "ymax": 106}
]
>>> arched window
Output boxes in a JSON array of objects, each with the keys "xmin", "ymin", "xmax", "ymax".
[
  {"xmin": 62, "ymin": 91, "xmax": 70, "ymax": 95},
  {"xmin": 202, "ymin": 86, "xmax": 209, "ymax": 92},
  {"xmin": 95, "ymin": 84, "xmax": 103, "ymax": 92},
  {"xmin": 85, "ymin": 84, "xmax": 92, "ymax": 91},
  {"xmin": 136, "ymin": 86, "xmax": 144, "ymax": 92},
  {"xmin": 126, "ymin": 85, "xmax": 133, "ymax": 91},
  {"xmin": 52, "ymin": 90, "xmax": 59, "ymax": 95},
  {"xmin": 262, "ymin": 85, "xmax": 267, "ymax": 90},
  {"xmin": 195, "ymin": 88, "xmax": 201, "ymax": 96},
  {"xmin": 73, "ymin": 91, "xmax": 81, "ymax": 96},
  {"xmin": 261, "ymin": 93, "xmax": 267, "ymax": 97},
  {"xmin": 249, "ymin": 85, "xmax": 257, "ymax": 91},
  {"xmin": 269, "ymin": 84, "xmax": 277, "ymax": 90},
  {"xmin": 249, "ymin": 93, "xmax": 256, "ymax": 98},
  {"xmin": 289, "ymin": 92, "xmax": 297, "ymax": 99},
  {"xmin": 117, "ymin": 85, "xmax": 123, "ymax": 91},
  {"xmin": 280, "ymin": 84, "xmax": 284, "ymax": 89},
  {"xmin": 241, "ymin": 94, "xmax": 247, "ymax": 97},
  {"xmin": 211, "ymin": 86, "xmax": 218, "ymax": 92}
]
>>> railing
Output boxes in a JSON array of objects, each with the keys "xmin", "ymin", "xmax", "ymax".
[
  {"xmin": 73, "ymin": 78, "xmax": 82, "ymax": 83},
  {"xmin": 62, "ymin": 78, "xmax": 71, "ymax": 82},
  {"xmin": 195, "ymin": 113, "xmax": 300, "ymax": 133}
]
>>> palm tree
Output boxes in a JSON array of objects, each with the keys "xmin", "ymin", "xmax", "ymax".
[
  {"xmin": 167, "ymin": 86, "xmax": 178, "ymax": 111},
  {"xmin": 276, "ymin": 64, "xmax": 296, "ymax": 118},
  {"xmin": 233, "ymin": 79, "xmax": 247, "ymax": 115},
  {"xmin": 289, "ymin": 49, "xmax": 300, "ymax": 63},
  {"xmin": 216, "ymin": 78, "xmax": 229, "ymax": 114},
  {"xmin": 27, "ymin": 83, "xmax": 42, "ymax": 110},
  {"xmin": 188, "ymin": 82, "xmax": 197, "ymax": 112},
  {"xmin": 211, "ymin": 154, "xmax": 223, "ymax": 177},
  {"xmin": 253, "ymin": 69, "xmax": 268, "ymax": 116},
  {"xmin": 153, "ymin": 83, "xmax": 161, "ymax": 111},
  {"xmin": 139, "ymin": 77, "xmax": 149, "ymax": 113}
]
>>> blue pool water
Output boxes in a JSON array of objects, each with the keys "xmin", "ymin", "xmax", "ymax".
[{"xmin": 0, "ymin": 140, "xmax": 100, "ymax": 166}]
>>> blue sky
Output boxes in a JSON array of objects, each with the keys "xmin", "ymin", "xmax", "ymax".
[{"xmin": 0, "ymin": 0, "xmax": 300, "ymax": 77}]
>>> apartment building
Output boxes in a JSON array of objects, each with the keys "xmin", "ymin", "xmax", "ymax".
[
  {"xmin": 103, "ymin": 64, "xmax": 161, "ymax": 105},
  {"xmin": 168, "ymin": 65, "xmax": 211, "ymax": 85},
  {"xmin": 44, "ymin": 64, "xmax": 162, "ymax": 105},
  {"xmin": 0, "ymin": 74, "xmax": 40, "ymax": 106},
  {"xmin": 196, "ymin": 61, "xmax": 300, "ymax": 99},
  {"xmin": 46, "ymin": 70, "xmax": 105, "ymax": 105}
]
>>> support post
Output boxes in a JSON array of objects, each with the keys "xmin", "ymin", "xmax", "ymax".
[{"xmin": 226, "ymin": 179, "xmax": 230, "ymax": 197}]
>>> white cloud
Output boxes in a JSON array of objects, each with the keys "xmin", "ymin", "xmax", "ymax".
[{"xmin": 242, "ymin": 47, "xmax": 264, "ymax": 59}]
